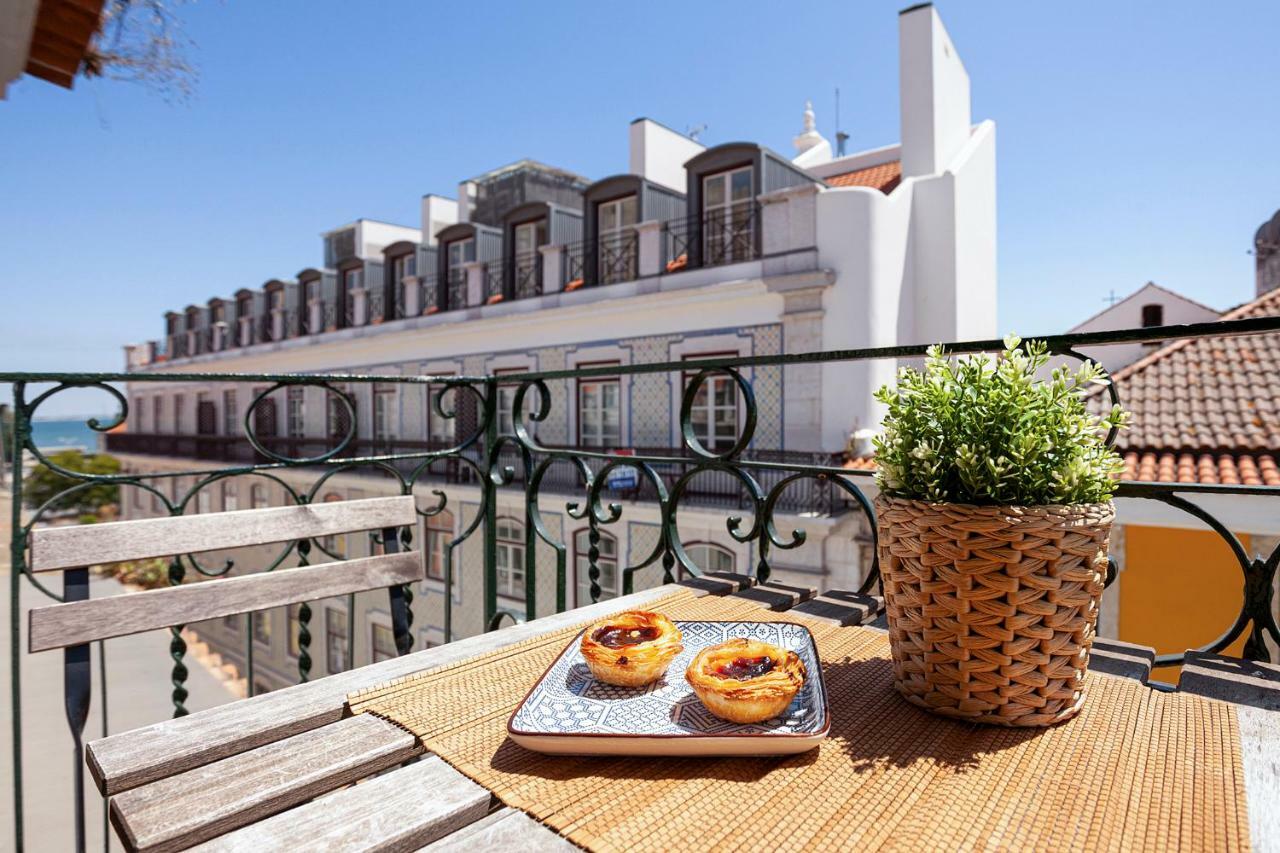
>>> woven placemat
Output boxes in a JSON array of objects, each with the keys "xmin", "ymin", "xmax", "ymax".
[{"xmin": 348, "ymin": 591, "xmax": 1251, "ymax": 852}]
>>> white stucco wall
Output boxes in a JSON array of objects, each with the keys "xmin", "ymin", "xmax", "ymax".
[
  {"xmin": 1069, "ymin": 283, "xmax": 1220, "ymax": 374},
  {"xmin": 899, "ymin": 3, "xmax": 972, "ymax": 179}
]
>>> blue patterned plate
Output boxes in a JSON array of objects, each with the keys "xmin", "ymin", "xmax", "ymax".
[{"xmin": 507, "ymin": 620, "xmax": 829, "ymax": 756}]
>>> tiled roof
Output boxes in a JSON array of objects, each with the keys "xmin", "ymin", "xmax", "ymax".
[
  {"xmin": 842, "ymin": 451, "xmax": 1280, "ymax": 486},
  {"xmin": 1121, "ymin": 451, "xmax": 1280, "ymax": 486},
  {"xmin": 825, "ymin": 160, "xmax": 902, "ymax": 194},
  {"xmin": 1097, "ymin": 286, "xmax": 1280, "ymax": 453}
]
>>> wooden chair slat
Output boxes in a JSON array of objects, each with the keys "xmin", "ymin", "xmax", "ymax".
[
  {"xmin": 189, "ymin": 756, "xmax": 490, "ymax": 852},
  {"xmin": 29, "ymin": 495, "xmax": 418, "ymax": 572},
  {"xmin": 108, "ymin": 713, "xmax": 419, "ymax": 853},
  {"xmin": 29, "ymin": 551, "xmax": 423, "ymax": 652},
  {"xmin": 419, "ymin": 806, "xmax": 580, "ymax": 852},
  {"xmin": 85, "ymin": 583, "xmax": 697, "ymax": 796}
]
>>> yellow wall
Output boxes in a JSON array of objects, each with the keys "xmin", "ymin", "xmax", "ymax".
[{"xmin": 1118, "ymin": 525, "xmax": 1248, "ymax": 683}]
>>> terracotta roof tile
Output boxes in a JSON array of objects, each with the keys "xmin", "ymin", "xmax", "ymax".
[
  {"xmin": 846, "ymin": 450, "xmax": 1280, "ymax": 486},
  {"xmin": 825, "ymin": 160, "xmax": 902, "ymax": 194},
  {"xmin": 1091, "ymin": 286, "xmax": 1280, "ymax": 454}
]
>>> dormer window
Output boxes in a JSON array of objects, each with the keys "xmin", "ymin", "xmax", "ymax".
[
  {"xmin": 391, "ymin": 252, "xmax": 415, "ymax": 282},
  {"xmin": 597, "ymin": 196, "xmax": 638, "ymax": 284},
  {"xmin": 446, "ymin": 238, "xmax": 474, "ymax": 307},
  {"xmin": 512, "ymin": 220, "xmax": 545, "ymax": 297},
  {"xmin": 702, "ymin": 166, "xmax": 754, "ymax": 265}
]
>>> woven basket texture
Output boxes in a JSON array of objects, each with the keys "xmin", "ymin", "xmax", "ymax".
[{"xmin": 875, "ymin": 495, "xmax": 1113, "ymax": 727}]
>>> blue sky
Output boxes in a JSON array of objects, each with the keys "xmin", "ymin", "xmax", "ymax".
[{"xmin": 2, "ymin": 0, "xmax": 1277, "ymax": 417}]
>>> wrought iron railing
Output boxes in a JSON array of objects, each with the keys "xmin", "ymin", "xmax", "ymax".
[
  {"xmin": 447, "ymin": 271, "xmax": 467, "ymax": 311},
  {"xmin": 368, "ymin": 289, "xmax": 385, "ymax": 324},
  {"xmin": 664, "ymin": 203, "xmax": 760, "ymax": 271},
  {"xmin": 564, "ymin": 240, "xmax": 588, "ymax": 287},
  {"xmin": 420, "ymin": 274, "xmax": 440, "ymax": 314},
  {"xmin": 512, "ymin": 251, "xmax": 541, "ymax": 299},
  {"xmin": 7, "ymin": 316, "xmax": 1280, "ymax": 850},
  {"xmin": 598, "ymin": 231, "xmax": 639, "ymax": 284},
  {"xmin": 484, "ymin": 264, "xmax": 503, "ymax": 304}
]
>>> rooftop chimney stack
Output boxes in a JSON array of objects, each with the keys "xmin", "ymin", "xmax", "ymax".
[{"xmin": 899, "ymin": 2, "xmax": 971, "ymax": 178}]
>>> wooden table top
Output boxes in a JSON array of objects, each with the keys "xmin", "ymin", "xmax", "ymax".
[{"xmin": 86, "ymin": 574, "xmax": 1280, "ymax": 852}]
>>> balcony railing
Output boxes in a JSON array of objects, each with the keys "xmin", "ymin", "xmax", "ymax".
[
  {"xmin": 447, "ymin": 271, "xmax": 467, "ymax": 310},
  {"xmin": 484, "ymin": 264, "xmax": 503, "ymax": 304},
  {"xmin": 512, "ymin": 251, "xmax": 542, "ymax": 299},
  {"xmin": 665, "ymin": 203, "xmax": 760, "ymax": 271},
  {"xmin": 8, "ymin": 317, "xmax": 1280, "ymax": 851},
  {"xmin": 421, "ymin": 273, "xmax": 440, "ymax": 314}
]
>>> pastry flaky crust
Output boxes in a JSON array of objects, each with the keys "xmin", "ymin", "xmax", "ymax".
[
  {"xmin": 686, "ymin": 638, "xmax": 807, "ymax": 724},
  {"xmin": 579, "ymin": 611, "xmax": 684, "ymax": 687}
]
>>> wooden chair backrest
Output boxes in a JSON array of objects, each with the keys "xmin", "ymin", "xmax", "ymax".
[{"xmin": 28, "ymin": 496, "xmax": 422, "ymax": 653}]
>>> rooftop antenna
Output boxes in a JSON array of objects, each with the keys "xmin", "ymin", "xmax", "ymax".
[
  {"xmin": 687, "ymin": 123, "xmax": 707, "ymax": 142},
  {"xmin": 834, "ymin": 88, "xmax": 849, "ymax": 157}
]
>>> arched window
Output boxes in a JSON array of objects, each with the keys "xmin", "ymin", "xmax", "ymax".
[
  {"xmin": 495, "ymin": 517, "xmax": 525, "ymax": 600},
  {"xmin": 426, "ymin": 509, "xmax": 454, "ymax": 582},
  {"xmin": 574, "ymin": 529, "xmax": 619, "ymax": 605},
  {"xmin": 686, "ymin": 542, "xmax": 735, "ymax": 574}
]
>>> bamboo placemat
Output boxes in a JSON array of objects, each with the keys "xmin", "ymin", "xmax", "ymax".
[{"xmin": 348, "ymin": 590, "xmax": 1251, "ymax": 852}]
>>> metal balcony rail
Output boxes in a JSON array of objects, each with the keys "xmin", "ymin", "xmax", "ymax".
[
  {"xmin": 484, "ymin": 264, "xmax": 503, "ymax": 304},
  {"xmin": 447, "ymin": 271, "xmax": 467, "ymax": 311},
  {"xmin": 6, "ymin": 315, "xmax": 1280, "ymax": 851},
  {"xmin": 664, "ymin": 203, "xmax": 760, "ymax": 271},
  {"xmin": 598, "ymin": 231, "xmax": 639, "ymax": 285},
  {"xmin": 512, "ymin": 251, "xmax": 542, "ymax": 299},
  {"xmin": 420, "ymin": 273, "xmax": 440, "ymax": 315}
]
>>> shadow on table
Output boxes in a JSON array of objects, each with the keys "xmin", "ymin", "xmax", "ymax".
[{"xmin": 820, "ymin": 656, "xmax": 1041, "ymax": 774}]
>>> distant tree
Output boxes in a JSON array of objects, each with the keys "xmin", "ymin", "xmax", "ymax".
[
  {"xmin": 23, "ymin": 451, "xmax": 121, "ymax": 515},
  {"xmin": 82, "ymin": 0, "xmax": 197, "ymax": 100}
]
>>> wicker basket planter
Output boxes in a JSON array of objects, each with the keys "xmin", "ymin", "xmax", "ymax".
[{"xmin": 875, "ymin": 494, "xmax": 1114, "ymax": 727}]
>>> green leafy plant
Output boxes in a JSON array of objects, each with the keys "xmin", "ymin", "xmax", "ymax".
[
  {"xmin": 23, "ymin": 450, "xmax": 121, "ymax": 514},
  {"xmin": 873, "ymin": 336, "xmax": 1129, "ymax": 506}
]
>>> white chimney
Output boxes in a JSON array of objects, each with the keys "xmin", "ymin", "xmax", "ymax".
[
  {"xmin": 421, "ymin": 194, "xmax": 458, "ymax": 246},
  {"xmin": 899, "ymin": 3, "xmax": 971, "ymax": 178},
  {"xmin": 628, "ymin": 118, "xmax": 705, "ymax": 193}
]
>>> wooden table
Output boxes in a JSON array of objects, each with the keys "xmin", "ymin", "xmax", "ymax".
[{"xmin": 86, "ymin": 574, "xmax": 1280, "ymax": 852}]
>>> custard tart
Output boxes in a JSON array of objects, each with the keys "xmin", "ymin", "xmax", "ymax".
[
  {"xmin": 686, "ymin": 638, "xmax": 806, "ymax": 724},
  {"xmin": 580, "ymin": 611, "xmax": 684, "ymax": 687}
]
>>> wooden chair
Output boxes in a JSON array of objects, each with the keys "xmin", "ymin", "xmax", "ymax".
[{"xmin": 26, "ymin": 495, "xmax": 424, "ymax": 853}]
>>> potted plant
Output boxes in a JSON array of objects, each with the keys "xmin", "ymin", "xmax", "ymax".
[{"xmin": 872, "ymin": 336, "xmax": 1129, "ymax": 727}]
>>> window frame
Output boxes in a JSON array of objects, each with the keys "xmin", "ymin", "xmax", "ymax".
[
  {"xmin": 493, "ymin": 367, "xmax": 528, "ymax": 437},
  {"xmin": 1141, "ymin": 303, "xmax": 1164, "ymax": 328},
  {"xmin": 325, "ymin": 607, "xmax": 349, "ymax": 675},
  {"xmin": 251, "ymin": 609, "xmax": 272, "ymax": 648},
  {"xmin": 222, "ymin": 389, "xmax": 238, "ymax": 436},
  {"xmin": 597, "ymin": 194, "xmax": 639, "ymax": 284},
  {"xmin": 701, "ymin": 165, "xmax": 754, "ymax": 265},
  {"xmin": 371, "ymin": 623, "xmax": 397, "ymax": 663},
  {"xmin": 495, "ymin": 516, "xmax": 526, "ymax": 601},
  {"xmin": 286, "ymin": 386, "xmax": 305, "ymax": 439},
  {"xmin": 427, "ymin": 373, "xmax": 456, "ymax": 446},
  {"xmin": 575, "ymin": 360, "xmax": 622, "ymax": 449},
  {"xmin": 426, "ymin": 509, "xmax": 455, "ymax": 582},
  {"xmin": 685, "ymin": 541, "xmax": 736, "ymax": 575},
  {"xmin": 682, "ymin": 352, "xmax": 742, "ymax": 453}
]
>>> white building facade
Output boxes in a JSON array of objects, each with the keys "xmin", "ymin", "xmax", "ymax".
[{"xmin": 113, "ymin": 5, "xmax": 998, "ymax": 690}]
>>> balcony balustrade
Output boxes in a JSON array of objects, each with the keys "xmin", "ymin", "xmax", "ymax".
[{"xmin": 6, "ymin": 316, "xmax": 1280, "ymax": 849}]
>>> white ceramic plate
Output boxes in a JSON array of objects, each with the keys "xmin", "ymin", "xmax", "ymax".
[{"xmin": 507, "ymin": 620, "xmax": 829, "ymax": 756}]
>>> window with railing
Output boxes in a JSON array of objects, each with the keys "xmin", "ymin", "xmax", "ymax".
[
  {"xmin": 222, "ymin": 389, "xmax": 237, "ymax": 435},
  {"xmin": 577, "ymin": 363, "xmax": 621, "ymax": 448},
  {"xmin": 495, "ymin": 517, "xmax": 525, "ymax": 600},
  {"xmin": 252, "ymin": 610, "xmax": 271, "ymax": 647},
  {"xmin": 684, "ymin": 354, "xmax": 740, "ymax": 452},
  {"xmin": 327, "ymin": 386, "xmax": 350, "ymax": 443},
  {"xmin": 575, "ymin": 529, "xmax": 619, "ymax": 606},
  {"xmin": 286, "ymin": 386, "xmax": 305, "ymax": 439},
  {"xmin": 686, "ymin": 542, "xmax": 735, "ymax": 574},
  {"xmin": 325, "ymin": 608, "xmax": 348, "ymax": 674},
  {"xmin": 373, "ymin": 383, "xmax": 395, "ymax": 451},
  {"xmin": 446, "ymin": 238, "xmax": 474, "ymax": 310},
  {"xmin": 420, "ymin": 274, "xmax": 439, "ymax": 314},
  {"xmin": 303, "ymin": 278, "xmax": 322, "ymax": 333},
  {"xmin": 426, "ymin": 509, "xmax": 454, "ymax": 582},
  {"xmin": 427, "ymin": 375, "xmax": 455, "ymax": 445},
  {"xmin": 494, "ymin": 368, "xmax": 526, "ymax": 436},
  {"xmin": 371, "ymin": 623, "xmax": 396, "ymax": 663},
  {"xmin": 598, "ymin": 195, "xmax": 638, "ymax": 284},
  {"xmin": 512, "ymin": 220, "xmax": 544, "ymax": 298}
]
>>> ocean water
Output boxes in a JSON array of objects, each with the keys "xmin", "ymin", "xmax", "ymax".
[{"xmin": 29, "ymin": 418, "xmax": 104, "ymax": 451}]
